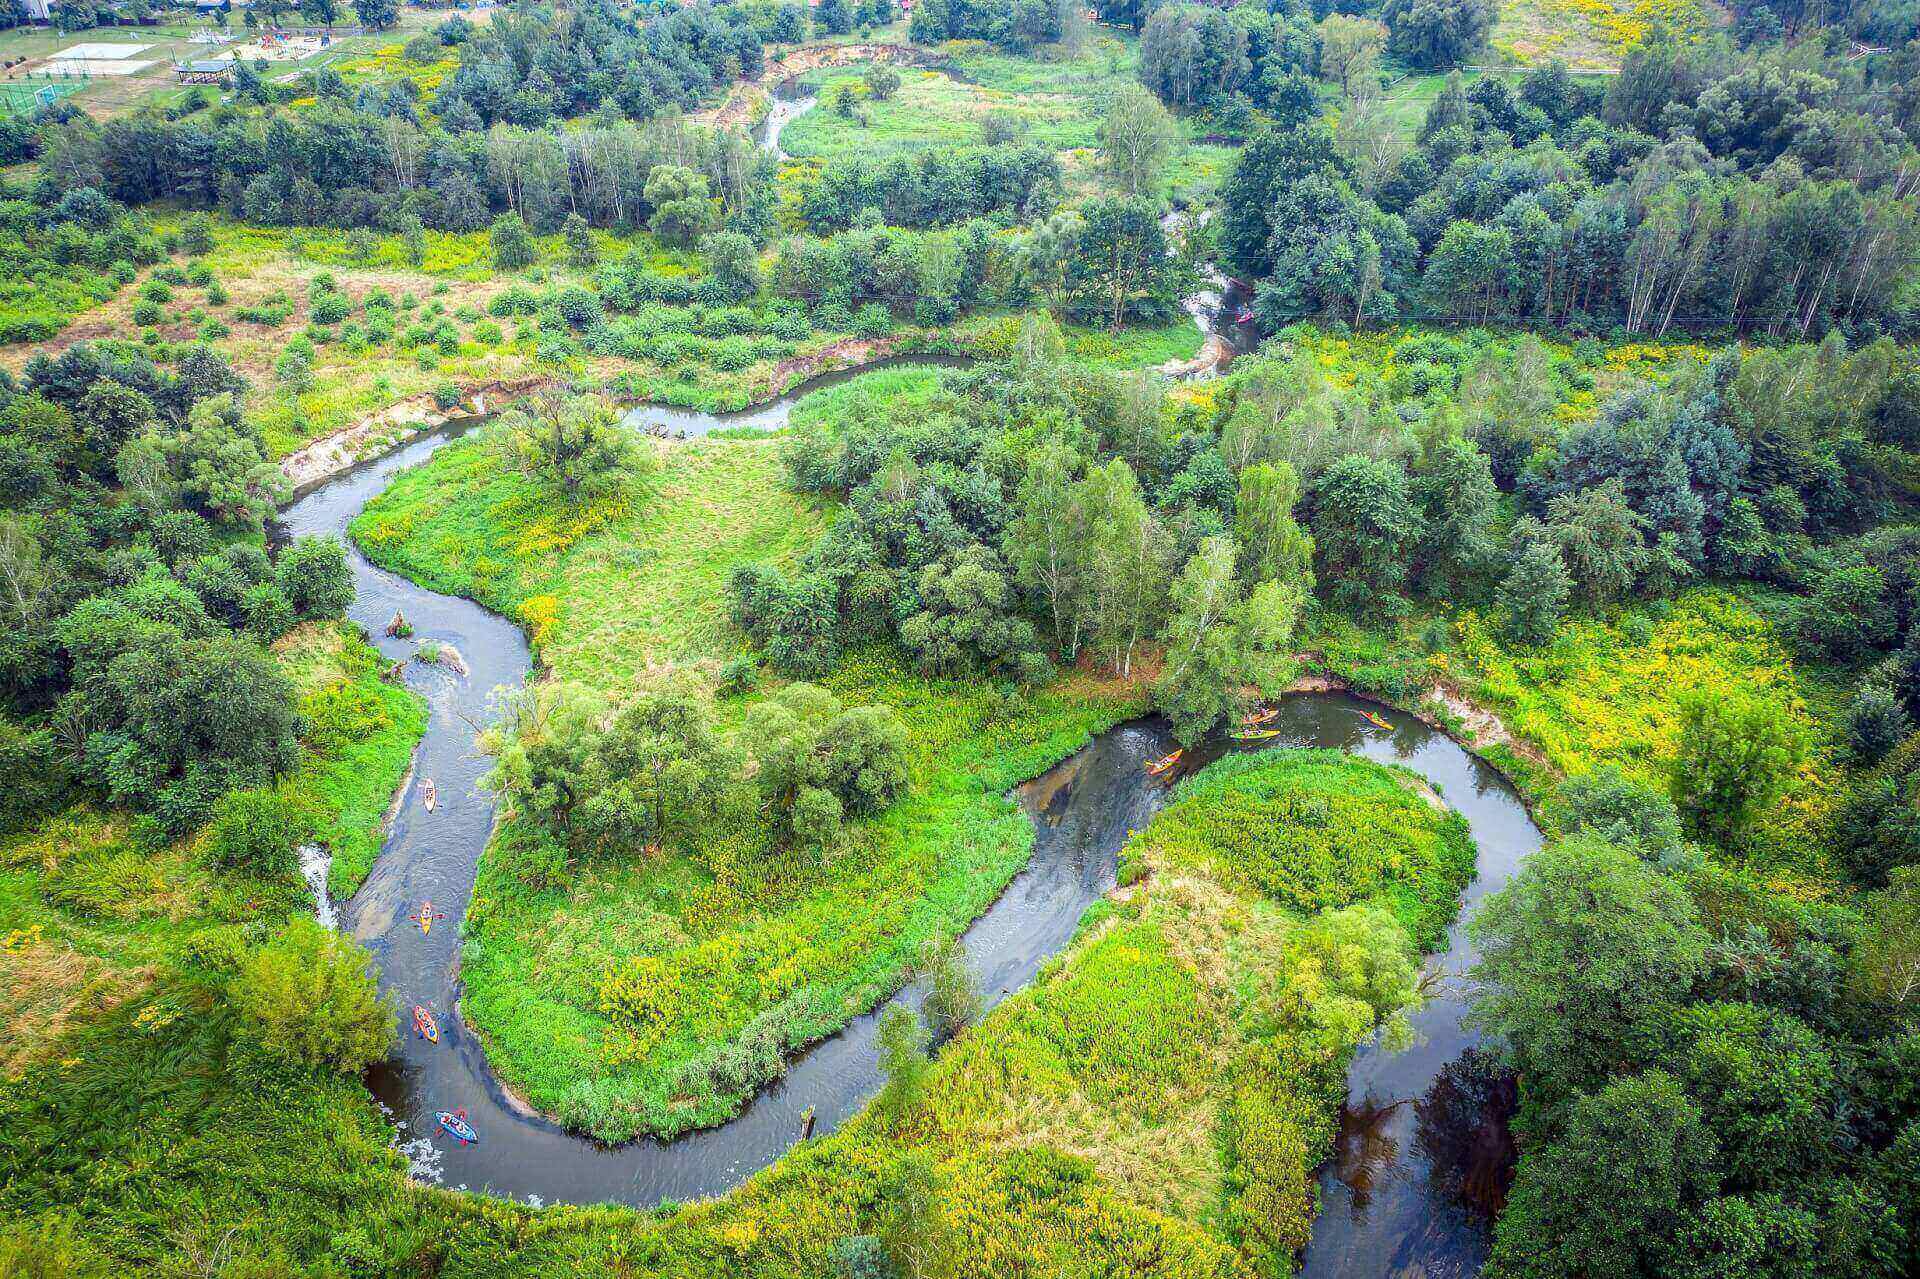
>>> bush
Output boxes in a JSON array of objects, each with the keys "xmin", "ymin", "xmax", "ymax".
[
  {"xmin": 203, "ymin": 789, "xmax": 313, "ymax": 878},
  {"xmin": 228, "ymin": 918, "xmax": 395, "ymax": 1075},
  {"xmin": 0, "ymin": 722, "xmax": 76, "ymax": 837},
  {"xmin": 1847, "ymin": 686, "xmax": 1910, "ymax": 769},
  {"xmin": 277, "ymin": 536, "xmax": 355, "ymax": 619},
  {"xmin": 432, "ymin": 382, "xmax": 462, "ymax": 410},
  {"xmin": 853, "ymin": 302, "xmax": 893, "ymax": 338},
  {"xmin": 310, "ymin": 291, "xmax": 351, "ymax": 325},
  {"xmin": 131, "ymin": 301, "xmax": 163, "ymax": 327}
]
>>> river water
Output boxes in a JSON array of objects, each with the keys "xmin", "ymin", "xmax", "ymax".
[{"xmin": 270, "ymin": 82, "xmax": 1533, "ymax": 1265}]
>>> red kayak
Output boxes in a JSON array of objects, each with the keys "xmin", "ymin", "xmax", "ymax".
[{"xmin": 412, "ymin": 1005, "xmax": 439, "ymax": 1043}]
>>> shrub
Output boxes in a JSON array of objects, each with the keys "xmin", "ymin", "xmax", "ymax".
[
  {"xmin": 853, "ymin": 302, "xmax": 893, "ymax": 338},
  {"xmin": 432, "ymin": 382, "xmax": 462, "ymax": 410},
  {"xmin": 228, "ymin": 918, "xmax": 395, "ymax": 1075},
  {"xmin": 0, "ymin": 722, "xmax": 76, "ymax": 837},
  {"xmin": 203, "ymin": 789, "xmax": 313, "ymax": 878},
  {"xmin": 310, "ymin": 291, "xmax": 351, "ymax": 324},
  {"xmin": 131, "ymin": 301, "xmax": 163, "ymax": 327},
  {"xmin": 491, "ymin": 212, "xmax": 537, "ymax": 271}
]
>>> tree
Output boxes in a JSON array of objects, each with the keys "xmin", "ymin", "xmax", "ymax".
[
  {"xmin": 1855, "ymin": 867, "xmax": 1920, "ymax": 1011},
  {"xmin": 299, "ymin": 0, "xmax": 336, "ymax": 26},
  {"xmin": 398, "ymin": 212, "xmax": 427, "ymax": 267},
  {"xmin": 1155, "ymin": 535, "xmax": 1303, "ymax": 744},
  {"xmin": 916, "ymin": 934, "xmax": 979, "ymax": 1040},
  {"xmin": 1138, "ymin": 4, "xmax": 1250, "ymax": 108},
  {"xmin": 645, "ymin": 165, "xmax": 718, "ymax": 247},
  {"xmin": 1310, "ymin": 454, "xmax": 1424, "ymax": 612},
  {"xmin": 159, "ymin": 396, "xmax": 282, "ymax": 532},
  {"xmin": 1098, "ymin": 80, "xmax": 1176, "ymax": 198},
  {"xmin": 575, "ymin": 672, "xmax": 735, "ymax": 855},
  {"xmin": 276, "ymin": 536, "xmax": 354, "ymax": 621},
  {"xmin": 1544, "ymin": 764, "xmax": 1685, "ymax": 866},
  {"xmin": 58, "ymin": 607, "xmax": 298, "ymax": 832},
  {"xmin": 562, "ymin": 212, "xmax": 597, "ymax": 268},
  {"xmin": 1490, "ymin": 1071, "xmax": 1721, "ymax": 1279},
  {"xmin": 498, "ymin": 394, "xmax": 642, "ymax": 505},
  {"xmin": 1234, "ymin": 461, "xmax": 1313, "ymax": 588},
  {"xmin": 1469, "ymin": 835, "xmax": 1709, "ymax": 1095},
  {"xmin": 1066, "ymin": 196, "xmax": 1174, "ymax": 331},
  {"xmin": 1316, "ymin": 15, "xmax": 1385, "ymax": 97},
  {"xmin": 1423, "ymin": 220, "xmax": 1518, "ymax": 323},
  {"xmin": 1412, "ymin": 435, "xmax": 1498, "ymax": 595},
  {"xmin": 229, "ymin": 918, "xmax": 395, "ymax": 1075},
  {"xmin": 1496, "ymin": 539, "xmax": 1572, "ymax": 646},
  {"xmin": 898, "ymin": 545, "xmax": 1050, "ymax": 682},
  {"xmin": 1241, "ymin": 903, "xmax": 1424, "ymax": 1055},
  {"xmin": 1673, "ymin": 1002, "xmax": 1834, "ymax": 1190},
  {"xmin": 863, "ymin": 63, "xmax": 901, "ymax": 101},
  {"xmin": 489, "ymin": 211, "xmax": 536, "ymax": 271},
  {"xmin": 701, "ymin": 230, "xmax": 762, "ymax": 304},
  {"xmin": 356, "ymin": 0, "xmax": 397, "ymax": 28},
  {"xmin": 1076, "ymin": 458, "xmax": 1168, "ymax": 676},
  {"xmin": 816, "ymin": 0, "xmax": 854, "ymax": 35},
  {"xmin": 1539, "ymin": 479, "xmax": 1648, "ymax": 605},
  {"xmin": 1381, "ymin": 0, "xmax": 1493, "ymax": 68},
  {"xmin": 744, "ymin": 684, "xmax": 908, "ymax": 851},
  {"xmin": 1668, "ymin": 688, "xmax": 1806, "ymax": 849},
  {"xmin": 874, "ymin": 1004, "xmax": 931, "ymax": 1128},
  {"xmin": 1004, "ymin": 441, "xmax": 1088, "ymax": 659}
]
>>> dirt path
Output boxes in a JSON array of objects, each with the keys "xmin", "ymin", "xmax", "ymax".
[{"xmin": 696, "ymin": 40, "xmax": 936, "ymax": 129}]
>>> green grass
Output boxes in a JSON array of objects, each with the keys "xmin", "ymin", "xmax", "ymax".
[
  {"xmin": 1127, "ymin": 748, "xmax": 1478, "ymax": 951},
  {"xmin": 948, "ymin": 312, "xmax": 1204, "ymax": 369}
]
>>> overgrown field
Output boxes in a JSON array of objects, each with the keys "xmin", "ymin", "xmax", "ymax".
[
  {"xmin": 780, "ymin": 42, "xmax": 1239, "ymax": 202},
  {"xmin": 0, "ymin": 621, "xmax": 421, "ymax": 1077}
]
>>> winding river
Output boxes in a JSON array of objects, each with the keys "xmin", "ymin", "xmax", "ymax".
[
  {"xmin": 268, "ymin": 78, "xmax": 1537, "ymax": 1273},
  {"xmin": 277, "ymin": 378, "xmax": 1539, "ymax": 1271}
]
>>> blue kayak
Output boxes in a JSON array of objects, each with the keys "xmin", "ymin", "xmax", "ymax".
[{"xmin": 436, "ymin": 1109, "xmax": 478, "ymax": 1144}]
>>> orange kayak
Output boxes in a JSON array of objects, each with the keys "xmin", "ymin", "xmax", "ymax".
[
  {"xmin": 1360, "ymin": 710, "xmax": 1392, "ymax": 730},
  {"xmin": 1242, "ymin": 706, "xmax": 1277, "ymax": 728},
  {"xmin": 412, "ymin": 1005, "xmax": 439, "ymax": 1043},
  {"xmin": 1147, "ymin": 749, "xmax": 1183, "ymax": 777}
]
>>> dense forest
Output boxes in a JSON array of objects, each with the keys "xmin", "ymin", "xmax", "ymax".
[{"xmin": 1, "ymin": 0, "xmax": 1919, "ymax": 1275}]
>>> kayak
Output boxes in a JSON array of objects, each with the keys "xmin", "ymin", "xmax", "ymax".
[
  {"xmin": 1359, "ymin": 709, "xmax": 1393, "ymax": 730},
  {"xmin": 422, "ymin": 778, "xmax": 436, "ymax": 812},
  {"xmin": 1230, "ymin": 727, "xmax": 1283, "ymax": 742},
  {"xmin": 1146, "ymin": 749, "xmax": 1183, "ymax": 777},
  {"xmin": 412, "ymin": 1005, "xmax": 439, "ymax": 1043},
  {"xmin": 1241, "ymin": 706, "xmax": 1277, "ymax": 728},
  {"xmin": 417, "ymin": 901, "xmax": 443, "ymax": 935},
  {"xmin": 436, "ymin": 1108, "xmax": 478, "ymax": 1144}
]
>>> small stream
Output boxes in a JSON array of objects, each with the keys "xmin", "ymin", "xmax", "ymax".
[{"xmin": 270, "ymin": 77, "xmax": 1530, "ymax": 1270}]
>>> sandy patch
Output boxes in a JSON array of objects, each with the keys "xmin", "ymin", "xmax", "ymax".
[
  {"xmin": 43, "ymin": 58, "xmax": 156, "ymax": 76},
  {"xmin": 55, "ymin": 42, "xmax": 151, "ymax": 58}
]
